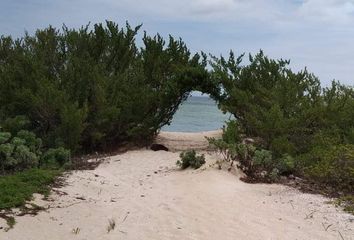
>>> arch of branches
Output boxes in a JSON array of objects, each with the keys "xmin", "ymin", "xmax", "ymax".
[{"xmin": 2, "ymin": 21, "xmax": 352, "ymax": 159}]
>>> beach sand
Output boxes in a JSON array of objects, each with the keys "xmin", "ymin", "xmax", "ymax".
[{"xmin": 0, "ymin": 131, "xmax": 353, "ymax": 240}]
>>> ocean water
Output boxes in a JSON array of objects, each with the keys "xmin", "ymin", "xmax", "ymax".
[{"xmin": 162, "ymin": 96, "xmax": 232, "ymax": 132}]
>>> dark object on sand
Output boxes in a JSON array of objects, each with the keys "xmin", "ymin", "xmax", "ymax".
[{"xmin": 150, "ymin": 144, "xmax": 169, "ymax": 151}]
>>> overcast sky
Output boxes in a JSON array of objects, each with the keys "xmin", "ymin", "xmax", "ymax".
[{"xmin": 0, "ymin": 0, "xmax": 353, "ymax": 86}]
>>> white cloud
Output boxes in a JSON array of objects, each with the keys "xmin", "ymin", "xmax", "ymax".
[{"xmin": 297, "ymin": 0, "xmax": 354, "ymax": 24}]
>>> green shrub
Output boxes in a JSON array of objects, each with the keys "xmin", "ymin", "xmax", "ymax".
[
  {"xmin": 41, "ymin": 147, "xmax": 71, "ymax": 168},
  {"xmin": 0, "ymin": 129, "xmax": 70, "ymax": 173},
  {"xmin": 222, "ymin": 120, "xmax": 241, "ymax": 144},
  {"xmin": 11, "ymin": 145, "xmax": 39, "ymax": 170},
  {"xmin": 253, "ymin": 149, "xmax": 273, "ymax": 171},
  {"xmin": 0, "ymin": 130, "xmax": 41, "ymax": 172},
  {"xmin": 0, "ymin": 132, "xmax": 11, "ymax": 144},
  {"xmin": 207, "ymin": 137, "xmax": 235, "ymax": 162},
  {"xmin": 270, "ymin": 136, "xmax": 296, "ymax": 158},
  {"xmin": 276, "ymin": 154, "xmax": 295, "ymax": 175},
  {"xmin": 177, "ymin": 150, "xmax": 206, "ymax": 169},
  {"xmin": 209, "ymin": 127, "xmax": 295, "ymax": 181},
  {"xmin": 0, "ymin": 116, "xmax": 30, "ymax": 135},
  {"xmin": 304, "ymin": 144, "xmax": 354, "ymax": 192},
  {"xmin": 16, "ymin": 130, "xmax": 42, "ymax": 155}
]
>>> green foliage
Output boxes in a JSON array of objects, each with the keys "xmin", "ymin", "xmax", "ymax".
[
  {"xmin": 253, "ymin": 149, "xmax": 273, "ymax": 170},
  {"xmin": 17, "ymin": 130, "xmax": 42, "ymax": 155},
  {"xmin": 211, "ymin": 51, "xmax": 353, "ymax": 154},
  {"xmin": 177, "ymin": 150, "xmax": 206, "ymax": 169},
  {"xmin": 304, "ymin": 144, "xmax": 354, "ymax": 193},
  {"xmin": 0, "ymin": 129, "xmax": 70, "ymax": 173},
  {"xmin": 11, "ymin": 145, "xmax": 38, "ymax": 170},
  {"xmin": 1, "ymin": 21, "xmax": 352, "ymax": 207},
  {"xmin": 210, "ymin": 50, "xmax": 354, "ymax": 191},
  {"xmin": 5, "ymin": 216, "xmax": 16, "ymax": 231},
  {"xmin": 207, "ymin": 137, "xmax": 236, "ymax": 162},
  {"xmin": 0, "ymin": 22, "xmax": 213, "ymax": 153},
  {"xmin": 0, "ymin": 132, "xmax": 11, "ymax": 144},
  {"xmin": 0, "ymin": 169, "xmax": 60, "ymax": 209},
  {"xmin": 276, "ymin": 154, "xmax": 295, "ymax": 175},
  {"xmin": 221, "ymin": 120, "xmax": 241, "ymax": 144},
  {"xmin": 0, "ymin": 116, "xmax": 30, "ymax": 135},
  {"xmin": 334, "ymin": 195, "xmax": 354, "ymax": 214},
  {"xmin": 41, "ymin": 147, "xmax": 71, "ymax": 168},
  {"xmin": 0, "ymin": 130, "xmax": 41, "ymax": 172},
  {"xmin": 209, "ymin": 131, "xmax": 295, "ymax": 180}
]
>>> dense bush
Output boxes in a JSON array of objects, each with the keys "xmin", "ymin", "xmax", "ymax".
[
  {"xmin": 303, "ymin": 144, "xmax": 354, "ymax": 193},
  {"xmin": 0, "ymin": 22, "xmax": 213, "ymax": 153},
  {"xmin": 177, "ymin": 150, "xmax": 206, "ymax": 169},
  {"xmin": 0, "ymin": 129, "xmax": 70, "ymax": 173},
  {"xmin": 40, "ymin": 147, "xmax": 71, "ymax": 168},
  {"xmin": 209, "ymin": 51, "xmax": 354, "ymax": 191},
  {"xmin": 0, "ymin": 130, "xmax": 41, "ymax": 173},
  {"xmin": 212, "ymin": 52, "xmax": 353, "ymax": 149}
]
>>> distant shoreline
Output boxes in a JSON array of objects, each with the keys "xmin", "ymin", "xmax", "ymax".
[{"xmin": 162, "ymin": 96, "xmax": 230, "ymax": 132}]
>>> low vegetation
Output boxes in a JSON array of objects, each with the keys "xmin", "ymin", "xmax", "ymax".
[
  {"xmin": 0, "ymin": 168, "xmax": 61, "ymax": 209},
  {"xmin": 0, "ymin": 123, "xmax": 67, "ymax": 228},
  {"xmin": 177, "ymin": 150, "xmax": 206, "ymax": 169},
  {"xmin": 334, "ymin": 196, "xmax": 354, "ymax": 215}
]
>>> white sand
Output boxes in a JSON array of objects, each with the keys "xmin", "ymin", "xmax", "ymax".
[
  {"xmin": 0, "ymin": 131, "xmax": 353, "ymax": 240},
  {"xmin": 154, "ymin": 130, "xmax": 222, "ymax": 151}
]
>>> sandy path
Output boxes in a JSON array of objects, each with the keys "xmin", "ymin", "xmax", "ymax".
[{"xmin": 0, "ymin": 132, "xmax": 353, "ymax": 240}]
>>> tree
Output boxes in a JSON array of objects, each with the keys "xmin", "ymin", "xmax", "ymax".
[{"xmin": 0, "ymin": 21, "xmax": 213, "ymax": 153}]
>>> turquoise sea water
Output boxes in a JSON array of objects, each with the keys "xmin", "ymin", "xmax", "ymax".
[{"xmin": 162, "ymin": 96, "xmax": 232, "ymax": 132}]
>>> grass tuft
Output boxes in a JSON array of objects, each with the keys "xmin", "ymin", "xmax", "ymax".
[
  {"xmin": 333, "ymin": 195, "xmax": 354, "ymax": 215},
  {"xmin": 107, "ymin": 218, "xmax": 116, "ymax": 233}
]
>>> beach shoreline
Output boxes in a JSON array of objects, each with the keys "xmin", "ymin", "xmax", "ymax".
[{"xmin": 154, "ymin": 130, "xmax": 222, "ymax": 151}]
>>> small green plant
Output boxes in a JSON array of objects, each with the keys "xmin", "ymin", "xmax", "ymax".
[
  {"xmin": 334, "ymin": 195, "xmax": 354, "ymax": 214},
  {"xmin": 0, "ymin": 215, "xmax": 16, "ymax": 232},
  {"xmin": 6, "ymin": 216, "xmax": 16, "ymax": 231},
  {"xmin": 176, "ymin": 150, "xmax": 206, "ymax": 169},
  {"xmin": 221, "ymin": 120, "xmax": 242, "ymax": 144}
]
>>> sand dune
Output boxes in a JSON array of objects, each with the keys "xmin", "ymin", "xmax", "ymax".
[{"xmin": 0, "ymin": 131, "xmax": 353, "ymax": 240}]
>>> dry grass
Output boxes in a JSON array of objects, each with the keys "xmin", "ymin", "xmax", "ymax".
[{"xmin": 107, "ymin": 218, "xmax": 116, "ymax": 233}]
